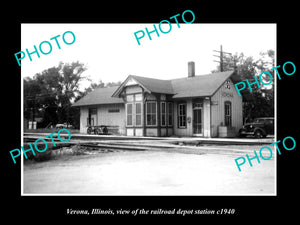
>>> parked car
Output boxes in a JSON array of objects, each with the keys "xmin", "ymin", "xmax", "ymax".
[
  {"xmin": 239, "ymin": 117, "xmax": 274, "ymax": 138},
  {"xmin": 55, "ymin": 123, "xmax": 73, "ymax": 129}
]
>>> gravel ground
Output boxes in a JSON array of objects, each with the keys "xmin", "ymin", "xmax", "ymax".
[{"xmin": 23, "ymin": 145, "xmax": 275, "ymax": 195}]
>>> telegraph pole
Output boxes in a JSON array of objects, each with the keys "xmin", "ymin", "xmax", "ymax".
[{"xmin": 213, "ymin": 45, "xmax": 233, "ymax": 72}]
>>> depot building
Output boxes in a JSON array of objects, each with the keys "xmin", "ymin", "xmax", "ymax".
[{"xmin": 73, "ymin": 62, "xmax": 243, "ymax": 137}]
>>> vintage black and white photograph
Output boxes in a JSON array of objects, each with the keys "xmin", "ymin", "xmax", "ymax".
[{"xmin": 21, "ymin": 23, "xmax": 276, "ymax": 195}]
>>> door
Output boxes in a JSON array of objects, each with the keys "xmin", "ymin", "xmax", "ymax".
[{"xmin": 193, "ymin": 103, "xmax": 203, "ymax": 135}]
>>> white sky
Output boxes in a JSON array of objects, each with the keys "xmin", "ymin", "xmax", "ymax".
[{"xmin": 21, "ymin": 23, "xmax": 276, "ymax": 90}]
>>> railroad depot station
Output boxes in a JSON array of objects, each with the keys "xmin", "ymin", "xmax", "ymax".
[{"xmin": 73, "ymin": 62, "xmax": 244, "ymax": 138}]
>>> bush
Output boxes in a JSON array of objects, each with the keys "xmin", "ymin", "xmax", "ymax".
[{"xmin": 33, "ymin": 150, "xmax": 52, "ymax": 162}]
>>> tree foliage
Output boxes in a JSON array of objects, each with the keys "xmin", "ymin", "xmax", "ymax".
[
  {"xmin": 24, "ymin": 62, "xmax": 122, "ymax": 129},
  {"xmin": 212, "ymin": 50, "xmax": 275, "ymax": 123},
  {"xmin": 24, "ymin": 61, "xmax": 87, "ymax": 128}
]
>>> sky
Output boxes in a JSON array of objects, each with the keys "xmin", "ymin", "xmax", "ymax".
[{"xmin": 21, "ymin": 23, "xmax": 276, "ymax": 90}]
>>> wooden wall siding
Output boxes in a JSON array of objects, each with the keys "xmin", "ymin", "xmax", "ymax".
[
  {"xmin": 203, "ymin": 98, "xmax": 211, "ymax": 137},
  {"xmin": 145, "ymin": 92, "xmax": 156, "ymax": 101},
  {"xmin": 167, "ymin": 128, "xmax": 174, "ymax": 136},
  {"xmin": 161, "ymin": 128, "xmax": 167, "ymax": 136},
  {"xmin": 135, "ymin": 128, "xmax": 143, "ymax": 136},
  {"xmin": 97, "ymin": 104, "xmax": 125, "ymax": 133},
  {"xmin": 211, "ymin": 78, "xmax": 243, "ymax": 137},
  {"xmin": 79, "ymin": 107, "xmax": 89, "ymax": 133},
  {"xmin": 79, "ymin": 104, "xmax": 126, "ymax": 135},
  {"xmin": 146, "ymin": 128, "xmax": 158, "ymax": 136},
  {"xmin": 127, "ymin": 128, "xmax": 134, "ymax": 136},
  {"xmin": 125, "ymin": 85, "xmax": 142, "ymax": 94}
]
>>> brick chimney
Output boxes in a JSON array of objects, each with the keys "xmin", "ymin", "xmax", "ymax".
[{"xmin": 188, "ymin": 61, "xmax": 195, "ymax": 78}]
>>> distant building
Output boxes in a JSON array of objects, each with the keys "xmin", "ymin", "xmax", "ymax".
[{"xmin": 73, "ymin": 62, "xmax": 243, "ymax": 137}]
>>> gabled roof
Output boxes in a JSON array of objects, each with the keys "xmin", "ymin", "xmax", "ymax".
[
  {"xmin": 73, "ymin": 70, "xmax": 241, "ymax": 107},
  {"xmin": 130, "ymin": 75, "xmax": 174, "ymax": 94},
  {"xmin": 72, "ymin": 86, "xmax": 123, "ymax": 107},
  {"xmin": 171, "ymin": 70, "xmax": 235, "ymax": 98},
  {"xmin": 113, "ymin": 71, "xmax": 237, "ymax": 98}
]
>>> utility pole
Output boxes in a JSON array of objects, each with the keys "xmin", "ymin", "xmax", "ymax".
[{"xmin": 213, "ymin": 45, "xmax": 233, "ymax": 72}]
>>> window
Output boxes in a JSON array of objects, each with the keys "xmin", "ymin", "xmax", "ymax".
[
  {"xmin": 161, "ymin": 102, "xmax": 166, "ymax": 126},
  {"xmin": 135, "ymin": 94, "xmax": 142, "ymax": 101},
  {"xmin": 126, "ymin": 95, "xmax": 134, "ymax": 102},
  {"xmin": 168, "ymin": 102, "xmax": 173, "ymax": 126},
  {"xmin": 224, "ymin": 101, "xmax": 232, "ymax": 127},
  {"xmin": 146, "ymin": 102, "xmax": 157, "ymax": 126},
  {"xmin": 126, "ymin": 94, "xmax": 142, "ymax": 102},
  {"xmin": 89, "ymin": 108, "xmax": 97, "ymax": 115},
  {"xmin": 126, "ymin": 93, "xmax": 143, "ymax": 127},
  {"xmin": 135, "ymin": 102, "xmax": 142, "ymax": 126},
  {"xmin": 178, "ymin": 103, "xmax": 186, "ymax": 128},
  {"xmin": 127, "ymin": 103, "xmax": 133, "ymax": 126}
]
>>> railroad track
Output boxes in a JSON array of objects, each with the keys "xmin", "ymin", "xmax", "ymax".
[{"xmin": 23, "ymin": 135, "xmax": 261, "ymax": 156}]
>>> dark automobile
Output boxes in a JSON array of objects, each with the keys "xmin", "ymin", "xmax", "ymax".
[{"xmin": 239, "ymin": 117, "xmax": 274, "ymax": 138}]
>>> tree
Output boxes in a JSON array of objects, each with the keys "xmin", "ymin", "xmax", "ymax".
[
  {"xmin": 24, "ymin": 61, "xmax": 88, "ymax": 128},
  {"xmin": 24, "ymin": 63, "xmax": 123, "ymax": 129},
  {"xmin": 211, "ymin": 50, "xmax": 275, "ymax": 122},
  {"xmin": 24, "ymin": 77, "xmax": 42, "ymax": 122}
]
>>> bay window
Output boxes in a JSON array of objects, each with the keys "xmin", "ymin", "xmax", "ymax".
[{"xmin": 146, "ymin": 102, "xmax": 157, "ymax": 126}]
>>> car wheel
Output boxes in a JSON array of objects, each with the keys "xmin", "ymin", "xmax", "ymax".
[
  {"xmin": 87, "ymin": 127, "xmax": 92, "ymax": 134},
  {"xmin": 254, "ymin": 130, "xmax": 263, "ymax": 138}
]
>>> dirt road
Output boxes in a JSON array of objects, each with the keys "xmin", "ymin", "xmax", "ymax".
[{"xmin": 23, "ymin": 144, "xmax": 275, "ymax": 195}]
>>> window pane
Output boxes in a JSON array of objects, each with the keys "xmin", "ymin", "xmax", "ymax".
[
  {"xmin": 136, "ymin": 103, "xmax": 141, "ymax": 114},
  {"xmin": 224, "ymin": 101, "xmax": 231, "ymax": 126},
  {"xmin": 168, "ymin": 103, "xmax": 173, "ymax": 126},
  {"xmin": 146, "ymin": 102, "xmax": 157, "ymax": 126},
  {"xmin": 147, "ymin": 103, "xmax": 151, "ymax": 113},
  {"xmin": 147, "ymin": 114, "xmax": 151, "ymax": 125},
  {"xmin": 168, "ymin": 102, "xmax": 172, "ymax": 113},
  {"xmin": 161, "ymin": 102, "xmax": 166, "ymax": 113},
  {"xmin": 151, "ymin": 115, "xmax": 156, "ymax": 125},
  {"xmin": 127, "ymin": 103, "xmax": 133, "ymax": 126},
  {"xmin": 135, "ymin": 94, "xmax": 142, "ymax": 101},
  {"xmin": 89, "ymin": 108, "xmax": 97, "ymax": 115},
  {"xmin": 136, "ymin": 115, "xmax": 141, "ymax": 126},
  {"xmin": 162, "ymin": 115, "xmax": 166, "ymax": 126},
  {"xmin": 152, "ymin": 103, "xmax": 156, "ymax": 113},
  {"xmin": 161, "ymin": 102, "xmax": 166, "ymax": 126},
  {"xmin": 178, "ymin": 103, "xmax": 186, "ymax": 127},
  {"xmin": 127, "ymin": 115, "xmax": 132, "ymax": 126},
  {"xmin": 168, "ymin": 114, "xmax": 173, "ymax": 126},
  {"xmin": 127, "ymin": 104, "xmax": 132, "ymax": 114},
  {"xmin": 126, "ymin": 95, "xmax": 134, "ymax": 102}
]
